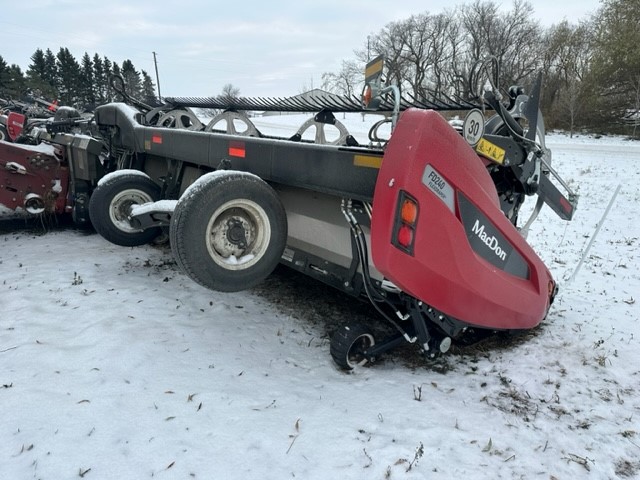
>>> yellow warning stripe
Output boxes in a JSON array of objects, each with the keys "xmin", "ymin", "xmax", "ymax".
[
  {"xmin": 354, "ymin": 154, "xmax": 382, "ymax": 169},
  {"xmin": 365, "ymin": 59, "xmax": 384, "ymax": 80}
]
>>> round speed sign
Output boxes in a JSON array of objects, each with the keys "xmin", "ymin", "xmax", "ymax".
[{"xmin": 462, "ymin": 109, "xmax": 485, "ymax": 146}]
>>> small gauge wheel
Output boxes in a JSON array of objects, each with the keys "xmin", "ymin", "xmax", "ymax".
[{"xmin": 330, "ymin": 323, "xmax": 376, "ymax": 370}]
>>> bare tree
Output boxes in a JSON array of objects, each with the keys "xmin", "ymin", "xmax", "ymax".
[
  {"xmin": 361, "ymin": 20, "xmax": 412, "ymax": 94},
  {"xmin": 399, "ymin": 12, "xmax": 455, "ymax": 100},
  {"xmin": 590, "ymin": 0, "xmax": 640, "ymax": 133},
  {"xmin": 221, "ymin": 83, "xmax": 240, "ymax": 101},
  {"xmin": 461, "ymin": 0, "xmax": 543, "ymax": 89},
  {"xmin": 429, "ymin": 12, "xmax": 463, "ymax": 98},
  {"xmin": 353, "ymin": 10, "xmax": 461, "ymax": 101},
  {"xmin": 321, "ymin": 60, "xmax": 362, "ymax": 96},
  {"xmin": 543, "ymin": 21, "xmax": 593, "ymax": 135}
]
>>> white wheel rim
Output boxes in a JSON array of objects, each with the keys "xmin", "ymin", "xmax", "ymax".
[
  {"xmin": 205, "ymin": 199, "xmax": 271, "ymax": 271},
  {"xmin": 109, "ymin": 188, "xmax": 154, "ymax": 233},
  {"xmin": 347, "ymin": 333, "xmax": 375, "ymax": 368}
]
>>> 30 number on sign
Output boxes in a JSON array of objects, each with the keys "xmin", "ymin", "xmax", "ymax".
[{"xmin": 462, "ymin": 109, "xmax": 485, "ymax": 146}]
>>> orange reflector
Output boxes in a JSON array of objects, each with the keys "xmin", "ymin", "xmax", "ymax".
[
  {"xmin": 362, "ymin": 85, "xmax": 372, "ymax": 108},
  {"xmin": 397, "ymin": 225, "xmax": 413, "ymax": 248},
  {"xmin": 152, "ymin": 134, "xmax": 162, "ymax": 144},
  {"xmin": 401, "ymin": 199, "xmax": 418, "ymax": 224}
]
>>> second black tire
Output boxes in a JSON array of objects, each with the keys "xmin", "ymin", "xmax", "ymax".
[
  {"xmin": 88, "ymin": 170, "xmax": 162, "ymax": 246},
  {"xmin": 170, "ymin": 171, "xmax": 287, "ymax": 292}
]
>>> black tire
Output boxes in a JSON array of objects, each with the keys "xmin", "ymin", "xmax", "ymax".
[
  {"xmin": 88, "ymin": 170, "xmax": 162, "ymax": 246},
  {"xmin": 0, "ymin": 124, "xmax": 8, "ymax": 142},
  {"xmin": 330, "ymin": 323, "xmax": 376, "ymax": 370},
  {"xmin": 170, "ymin": 171, "xmax": 287, "ymax": 292}
]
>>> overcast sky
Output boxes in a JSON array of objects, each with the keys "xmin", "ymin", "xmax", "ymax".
[{"xmin": 1, "ymin": 0, "xmax": 600, "ymax": 98}]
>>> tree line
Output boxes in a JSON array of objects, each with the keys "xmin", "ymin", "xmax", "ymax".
[
  {"xmin": 0, "ymin": 48, "xmax": 157, "ymax": 110},
  {"xmin": 1, "ymin": 0, "xmax": 638, "ymax": 136},
  {"xmin": 321, "ymin": 0, "xmax": 639, "ymax": 136}
]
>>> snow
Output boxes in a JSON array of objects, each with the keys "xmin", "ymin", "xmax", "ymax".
[
  {"xmin": 51, "ymin": 179, "xmax": 63, "ymax": 194},
  {"xmin": 130, "ymin": 200, "xmax": 178, "ymax": 216},
  {"xmin": 178, "ymin": 170, "xmax": 262, "ymax": 205},
  {"xmin": 1, "ymin": 140, "xmax": 61, "ymax": 158},
  {"xmin": 97, "ymin": 169, "xmax": 151, "ymax": 187},
  {"xmin": 222, "ymin": 254, "xmax": 256, "ymax": 266},
  {"xmin": 2, "ymin": 114, "xmax": 640, "ymax": 479},
  {"xmin": 111, "ymin": 102, "xmax": 143, "ymax": 125}
]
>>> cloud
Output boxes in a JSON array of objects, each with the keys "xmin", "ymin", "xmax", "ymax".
[{"xmin": 1, "ymin": 0, "xmax": 601, "ymax": 97}]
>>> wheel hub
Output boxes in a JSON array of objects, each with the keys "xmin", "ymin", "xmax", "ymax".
[
  {"xmin": 210, "ymin": 209, "xmax": 258, "ymax": 258},
  {"xmin": 109, "ymin": 189, "xmax": 154, "ymax": 233},
  {"xmin": 226, "ymin": 218, "xmax": 248, "ymax": 248},
  {"xmin": 205, "ymin": 198, "xmax": 272, "ymax": 270}
]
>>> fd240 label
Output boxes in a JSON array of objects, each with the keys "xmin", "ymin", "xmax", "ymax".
[{"xmin": 422, "ymin": 165, "xmax": 454, "ymax": 213}]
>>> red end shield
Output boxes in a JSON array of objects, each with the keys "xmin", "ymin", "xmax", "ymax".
[{"xmin": 371, "ymin": 109, "xmax": 554, "ymax": 330}]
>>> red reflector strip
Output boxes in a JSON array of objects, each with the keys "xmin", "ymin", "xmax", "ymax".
[
  {"xmin": 152, "ymin": 135, "xmax": 163, "ymax": 144},
  {"xmin": 560, "ymin": 196, "xmax": 572, "ymax": 214},
  {"xmin": 229, "ymin": 141, "xmax": 246, "ymax": 158}
]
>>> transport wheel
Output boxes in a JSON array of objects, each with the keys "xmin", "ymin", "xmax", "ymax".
[
  {"xmin": 170, "ymin": 171, "xmax": 287, "ymax": 292},
  {"xmin": 330, "ymin": 323, "xmax": 376, "ymax": 370},
  {"xmin": 0, "ymin": 125, "xmax": 8, "ymax": 142},
  {"xmin": 89, "ymin": 170, "xmax": 161, "ymax": 246}
]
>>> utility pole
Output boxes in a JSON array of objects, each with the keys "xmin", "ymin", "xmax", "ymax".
[{"xmin": 152, "ymin": 51, "xmax": 162, "ymax": 101}]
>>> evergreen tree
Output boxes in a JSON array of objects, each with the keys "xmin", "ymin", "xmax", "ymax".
[
  {"xmin": 4, "ymin": 64, "xmax": 27, "ymax": 99},
  {"xmin": 56, "ymin": 47, "xmax": 81, "ymax": 105},
  {"xmin": 28, "ymin": 49, "xmax": 47, "ymax": 77},
  {"xmin": 111, "ymin": 62, "xmax": 122, "ymax": 101},
  {"xmin": 0, "ymin": 55, "xmax": 10, "ymax": 98},
  {"xmin": 26, "ymin": 48, "xmax": 57, "ymax": 100},
  {"xmin": 121, "ymin": 59, "xmax": 141, "ymax": 98},
  {"xmin": 1, "ymin": 47, "xmax": 151, "ymax": 108},
  {"xmin": 103, "ymin": 56, "xmax": 113, "ymax": 101},
  {"xmin": 79, "ymin": 52, "xmax": 96, "ymax": 109},
  {"xmin": 93, "ymin": 54, "xmax": 106, "ymax": 104},
  {"xmin": 0, "ymin": 60, "xmax": 26, "ymax": 100},
  {"xmin": 141, "ymin": 69, "xmax": 157, "ymax": 105},
  {"xmin": 43, "ymin": 48, "xmax": 58, "ymax": 90}
]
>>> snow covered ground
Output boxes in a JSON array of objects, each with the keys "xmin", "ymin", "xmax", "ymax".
[{"xmin": 1, "ymin": 114, "xmax": 640, "ymax": 479}]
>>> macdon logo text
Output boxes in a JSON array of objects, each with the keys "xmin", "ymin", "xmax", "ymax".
[{"xmin": 471, "ymin": 219, "xmax": 507, "ymax": 261}]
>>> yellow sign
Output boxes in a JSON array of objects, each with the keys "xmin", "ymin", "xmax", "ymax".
[
  {"xmin": 365, "ymin": 55, "xmax": 384, "ymax": 83},
  {"xmin": 354, "ymin": 154, "xmax": 382, "ymax": 169},
  {"xmin": 476, "ymin": 138, "xmax": 506, "ymax": 164}
]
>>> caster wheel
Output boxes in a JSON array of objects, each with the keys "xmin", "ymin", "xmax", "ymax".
[{"xmin": 330, "ymin": 323, "xmax": 375, "ymax": 370}]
